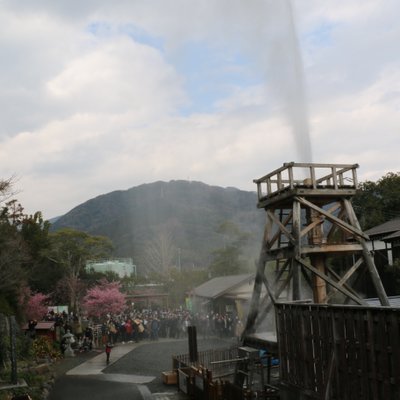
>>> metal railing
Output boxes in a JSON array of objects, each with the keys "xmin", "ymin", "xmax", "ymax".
[{"xmin": 173, "ymin": 346, "xmax": 239, "ymax": 379}]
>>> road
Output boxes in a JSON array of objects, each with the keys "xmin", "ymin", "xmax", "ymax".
[{"xmin": 49, "ymin": 336, "xmax": 237, "ymax": 400}]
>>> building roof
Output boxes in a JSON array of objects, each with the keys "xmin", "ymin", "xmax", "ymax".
[
  {"xmin": 22, "ymin": 321, "xmax": 55, "ymax": 330},
  {"xmin": 366, "ymin": 296, "xmax": 400, "ymax": 308},
  {"xmin": 382, "ymin": 230, "xmax": 400, "ymax": 241},
  {"xmin": 365, "ymin": 218, "xmax": 400, "ymax": 238},
  {"xmin": 192, "ymin": 273, "xmax": 254, "ymax": 299}
]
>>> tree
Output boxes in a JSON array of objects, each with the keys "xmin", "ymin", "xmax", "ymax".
[
  {"xmin": 20, "ymin": 212, "xmax": 50, "ymax": 262},
  {"xmin": 164, "ymin": 267, "xmax": 208, "ymax": 307},
  {"xmin": 141, "ymin": 227, "xmax": 176, "ymax": 276},
  {"xmin": 0, "ymin": 178, "xmax": 54, "ymax": 316},
  {"xmin": 209, "ymin": 246, "xmax": 244, "ymax": 277},
  {"xmin": 19, "ymin": 212, "xmax": 55, "ymax": 293},
  {"xmin": 353, "ymin": 172, "xmax": 400, "ymax": 229},
  {"xmin": 0, "ymin": 199, "xmax": 29, "ymax": 315},
  {"xmin": 209, "ymin": 221, "xmax": 251, "ymax": 277},
  {"xmin": 0, "ymin": 177, "xmax": 17, "ymax": 204},
  {"xmin": 19, "ymin": 287, "xmax": 49, "ymax": 321},
  {"xmin": 52, "ymin": 275, "xmax": 86, "ymax": 311},
  {"xmin": 46, "ymin": 228, "xmax": 114, "ymax": 313},
  {"xmin": 0, "ymin": 205, "xmax": 52, "ymax": 292},
  {"xmin": 82, "ymin": 280, "xmax": 126, "ymax": 319}
]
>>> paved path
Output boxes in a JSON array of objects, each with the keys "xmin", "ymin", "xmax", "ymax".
[
  {"xmin": 50, "ymin": 340, "xmax": 189, "ymax": 400},
  {"xmin": 66, "ymin": 342, "xmax": 154, "ymax": 382},
  {"xmin": 50, "ymin": 337, "xmax": 237, "ymax": 400}
]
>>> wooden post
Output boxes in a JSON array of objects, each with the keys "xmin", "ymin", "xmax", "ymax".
[
  {"xmin": 292, "ymin": 200, "xmax": 301, "ymax": 300},
  {"xmin": 343, "ymin": 199, "xmax": 389, "ymax": 306},
  {"xmin": 308, "ymin": 208, "xmax": 327, "ymax": 303},
  {"xmin": 312, "ymin": 256, "xmax": 327, "ymax": 303},
  {"xmin": 188, "ymin": 326, "xmax": 198, "ymax": 363}
]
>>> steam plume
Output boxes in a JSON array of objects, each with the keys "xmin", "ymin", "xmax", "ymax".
[{"xmin": 262, "ymin": 0, "xmax": 313, "ymax": 162}]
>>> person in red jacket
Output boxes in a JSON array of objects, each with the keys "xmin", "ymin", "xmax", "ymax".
[
  {"xmin": 125, "ymin": 319, "xmax": 133, "ymax": 342},
  {"xmin": 105, "ymin": 342, "xmax": 113, "ymax": 364}
]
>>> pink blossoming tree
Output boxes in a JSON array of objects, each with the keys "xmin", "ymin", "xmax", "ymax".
[
  {"xmin": 82, "ymin": 280, "xmax": 126, "ymax": 319},
  {"xmin": 20, "ymin": 287, "xmax": 49, "ymax": 321}
]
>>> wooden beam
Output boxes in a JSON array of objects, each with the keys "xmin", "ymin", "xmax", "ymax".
[
  {"xmin": 292, "ymin": 200, "xmax": 301, "ymax": 298},
  {"xmin": 332, "ymin": 167, "xmax": 338, "ymax": 190},
  {"xmin": 343, "ymin": 199, "xmax": 390, "ymax": 306},
  {"xmin": 324, "ymin": 258, "xmax": 364, "ymax": 302},
  {"xmin": 275, "ymin": 259, "xmax": 290, "ymax": 282},
  {"xmin": 267, "ymin": 210, "xmax": 295, "ymax": 245},
  {"xmin": 300, "ymin": 216, "xmax": 324, "ymax": 238},
  {"xmin": 301, "ymin": 244, "xmax": 364, "ymax": 254},
  {"xmin": 301, "ymin": 265, "xmax": 313, "ymax": 289},
  {"xmin": 295, "ymin": 196, "xmax": 369, "ymax": 240},
  {"xmin": 288, "ymin": 166, "xmax": 294, "ymax": 189},
  {"xmin": 326, "ymin": 205, "xmax": 345, "ymax": 242},
  {"xmin": 243, "ymin": 247, "xmax": 267, "ymax": 336},
  {"xmin": 264, "ymin": 209, "xmax": 274, "ymax": 243},
  {"xmin": 295, "ymin": 256, "xmax": 366, "ymax": 305},
  {"xmin": 302, "ymin": 202, "xmax": 341, "ymax": 239},
  {"xmin": 315, "ymin": 165, "xmax": 357, "ymax": 185},
  {"xmin": 268, "ymin": 210, "xmax": 293, "ymax": 248},
  {"xmin": 261, "ymin": 272, "xmax": 277, "ymax": 304},
  {"xmin": 255, "ymin": 268, "xmax": 293, "ymax": 330},
  {"xmin": 310, "ymin": 166, "xmax": 316, "ymax": 188}
]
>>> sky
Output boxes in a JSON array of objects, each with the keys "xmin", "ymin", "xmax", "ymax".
[{"xmin": 0, "ymin": 0, "xmax": 399, "ymax": 219}]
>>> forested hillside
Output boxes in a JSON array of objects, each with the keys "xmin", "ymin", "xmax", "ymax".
[{"xmin": 51, "ymin": 180, "xmax": 265, "ymax": 273}]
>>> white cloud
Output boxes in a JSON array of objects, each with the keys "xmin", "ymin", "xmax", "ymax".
[
  {"xmin": 0, "ymin": 0, "xmax": 398, "ymax": 218},
  {"xmin": 46, "ymin": 36, "xmax": 186, "ymax": 116}
]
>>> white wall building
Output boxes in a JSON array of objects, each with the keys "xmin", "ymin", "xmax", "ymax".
[{"xmin": 86, "ymin": 258, "xmax": 136, "ymax": 278}]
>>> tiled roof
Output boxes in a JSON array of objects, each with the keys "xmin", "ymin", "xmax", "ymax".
[{"xmin": 193, "ymin": 273, "xmax": 254, "ymax": 299}]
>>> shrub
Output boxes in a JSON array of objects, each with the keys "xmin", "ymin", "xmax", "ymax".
[{"xmin": 31, "ymin": 337, "xmax": 61, "ymax": 361}]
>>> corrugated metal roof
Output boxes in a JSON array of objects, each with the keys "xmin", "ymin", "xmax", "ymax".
[
  {"xmin": 193, "ymin": 273, "xmax": 254, "ymax": 299},
  {"xmin": 365, "ymin": 218, "xmax": 400, "ymax": 237},
  {"xmin": 366, "ymin": 296, "xmax": 400, "ymax": 308}
]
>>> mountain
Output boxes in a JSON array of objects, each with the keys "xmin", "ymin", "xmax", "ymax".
[{"xmin": 50, "ymin": 180, "xmax": 265, "ymax": 272}]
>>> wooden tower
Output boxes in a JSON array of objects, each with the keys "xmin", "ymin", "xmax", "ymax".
[{"xmin": 244, "ymin": 162, "xmax": 389, "ymax": 335}]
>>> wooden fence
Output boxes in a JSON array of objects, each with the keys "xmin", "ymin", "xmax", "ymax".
[{"xmin": 275, "ymin": 303, "xmax": 400, "ymax": 400}]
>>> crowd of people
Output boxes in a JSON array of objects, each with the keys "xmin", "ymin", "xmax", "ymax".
[
  {"xmin": 98, "ymin": 309, "xmax": 244, "ymax": 345},
  {"xmin": 41, "ymin": 307, "xmax": 245, "ymax": 352}
]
